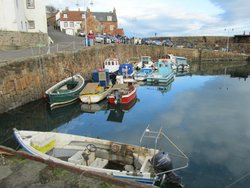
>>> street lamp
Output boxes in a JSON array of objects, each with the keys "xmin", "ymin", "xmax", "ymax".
[
  {"xmin": 83, "ymin": 0, "xmax": 93, "ymax": 46},
  {"xmin": 224, "ymin": 28, "xmax": 234, "ymax": 52}
]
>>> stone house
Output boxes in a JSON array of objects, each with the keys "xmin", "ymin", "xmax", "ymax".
[{"xmin": 55, "ymin": 8, "xmax": 124, "ymax": 36}]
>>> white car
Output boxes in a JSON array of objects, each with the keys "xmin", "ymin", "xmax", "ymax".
[{"xmin": 95, "ymin": 35, "xmax": 111, "ymax": 44}]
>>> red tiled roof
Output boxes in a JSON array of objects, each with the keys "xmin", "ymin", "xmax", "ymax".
[
  {"xmin": 60, "ymin": 11, "xmax": 84, "ymax": 21},
  {"xmin": 116, "ymin": 28, "xmax": 124, "ymax": 36}
]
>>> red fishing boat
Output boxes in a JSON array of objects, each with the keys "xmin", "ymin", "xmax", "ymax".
[{"xmin": 107, "ymin": 82, "xmax": 136, "ymax": 104}]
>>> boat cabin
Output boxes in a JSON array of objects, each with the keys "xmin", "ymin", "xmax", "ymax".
[
  {"xmin": 92, "ymin": 69, "xmax": 110, "ymax": 87},
  {"xmin": 157, "ymin": 60, "xmax": 173, "ymax": 76},
  {"xmin": 103, "ymin": 58, "xmax": 120, "ymax": 74},
  {"xmin": 175, "ymin": 56, "xmax": 188, "ymax": 66},
  {"xmin": 118, "ymin": 63, "xmax": 134, "ymax": 77}
]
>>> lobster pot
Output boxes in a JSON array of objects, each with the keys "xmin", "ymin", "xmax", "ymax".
[{"xmin": 92, "ymin": 69, "xmax": 110, "ymax": 87}]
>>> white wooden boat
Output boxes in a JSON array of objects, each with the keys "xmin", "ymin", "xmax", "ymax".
[
  {"xmin": 79, "ymin": 69, "xmax": 112, "ymax": 104},
  {"xmin": 79, "ymin": 83, "xmax": 112, "ymax": 104},
  {"xmin": 136, "ymin": 56, "xmax": 155, "ymax": 70},
  {"xmin": 13, "ymin": 126, "xmax": 189, "ymax": 186},
  {"xmin": 176, "ymin": 56, "xmax": 189, "ymax": 71}
]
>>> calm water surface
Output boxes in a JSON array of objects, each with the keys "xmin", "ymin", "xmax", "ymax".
[{"xmin": 1, "ymin": 62, "xmax": 250, "ymax": 188}]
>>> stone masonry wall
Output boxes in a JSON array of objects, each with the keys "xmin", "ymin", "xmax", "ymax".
[
  {"xmin": 0, "ymin": 31, "xmax": 48, "ymax": 50},
  {"xmin": 0, "ymin": 44, "xmax": 248, "ymax": 113}
]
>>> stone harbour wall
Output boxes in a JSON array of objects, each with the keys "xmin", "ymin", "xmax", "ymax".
[
  {"xmin": 0, "ymin": 31, "xmax": 48, "ymax": 50},
  {"xmin": 0, "ymin": 44, "xmax": 248, "ymax": 113}
]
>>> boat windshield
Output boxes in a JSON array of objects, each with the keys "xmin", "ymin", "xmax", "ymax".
[{"xmin": 138, "ymin": 125, "xmax": 189, "ymax": 176}]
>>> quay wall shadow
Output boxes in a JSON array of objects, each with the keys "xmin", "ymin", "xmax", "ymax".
[{"xmin": 0, "ymin": 44, "xmax": 248, "ymax": 113}]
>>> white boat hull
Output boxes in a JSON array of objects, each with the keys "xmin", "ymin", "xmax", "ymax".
[
  {"xmin": 13, "ymin": 129, "xmax": 158, "ymax": 185},
  {"xmin": 79, "ymin": 87, "xmax": 111, "ymax": 104}
]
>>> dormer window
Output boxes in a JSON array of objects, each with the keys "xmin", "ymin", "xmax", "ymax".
[
  {"xmin": 63, "ymin": 13, "xmax": 68, "ymax": 18},
  {"xmin": 27, "ymin": 0, "xmax": 35, "ymax": 9},
  {"xmin": 107, "ymin": 16, "xmax": 112, "ymax": 21},
  {"xmin": 82, "ymin": 13, "xmax": 86, "ymax": 19}
]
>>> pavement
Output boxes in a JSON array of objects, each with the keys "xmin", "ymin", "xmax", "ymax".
[
  {"xmin": 0, "ymin": 27, "xmax": 87, "ymax": 62},
  {"xmin": 0, "ymin": 146, "xmax": 151, "ymax": 188}
]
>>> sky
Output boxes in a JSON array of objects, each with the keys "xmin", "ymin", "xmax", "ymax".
[{"xmin": 44, "ymin": 0, "xmax": 250, "ymax": 37}]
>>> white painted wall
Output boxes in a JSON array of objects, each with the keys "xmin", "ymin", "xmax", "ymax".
[
  {"xmin": 59, "ymin": 21, "xmax": 82, "ymax": 36},
  {"xmin": 0, "ymin": 0, "xmax": 27, "ymax": 31},
  {"xmin": 0, "ymin": 0, "xmax": 47, "ymax": 33},
  {"xmin": 24, "ymin": 0, "xmax": 47, "ymax": 33}
]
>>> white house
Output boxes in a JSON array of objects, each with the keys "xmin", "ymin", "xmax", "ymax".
[
  {"xmin": 0, "ymin": 0, "xmax": 47, "ymax": 33},
  {"xmin": 56, "ymin": 9, "xmax": 84, "ymax": 36}
]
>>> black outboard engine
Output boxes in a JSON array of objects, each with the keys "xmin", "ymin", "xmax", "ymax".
[{"xmin": 151, "ymin": 152, "xmax": 183, "ymax": 187}]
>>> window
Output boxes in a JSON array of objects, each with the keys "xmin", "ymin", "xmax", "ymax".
[
  {"xmin": 107, "ymin": 16, "xmax": 112, "ymax": 21},
  {"xmin": 82, "ymin": 13, "xmax": 85, "ymax": 19},
  {"xmin": 64, "ymin": 22, "xmax": 68, "ymax": 27},
  {"xmin": 27, "ymin": 0, "xmax": 35, "ymax": 9},
  {"xmin": 28, "ymin": 20, "xmax": 35, "ymax": 29},
  {"xmin": 63, "ymin": 14, "xmax": 68, "ymax": 18},
  {"xmin": 110, "ymin": 25, "xmax": 114, "ymax": 31},
  {"xmin": 70, "ymin": 22, "xmax": 74, "ymax": 27}
]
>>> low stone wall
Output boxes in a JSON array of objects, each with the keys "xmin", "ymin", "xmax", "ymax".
[
  {"xmin": 0, "ymin": 44, "xmax": 248, "ymax": 113},
  {"xmin": 0, "ymin": 31, "xmax": 48, "ymax": 50}
]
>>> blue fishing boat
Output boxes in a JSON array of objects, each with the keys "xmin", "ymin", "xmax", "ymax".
[
  {"xmin": 147, "ymin": 59, "xmax": 174, "ymax": 84},
  {"xmin": 118, "ymin": 63, "xmax": 135, "ymax": 77},
  {"xmin": 134, "ymin": 67, "xmax": 153, "ymax": 81},
  {"xmin": 117, "ymin": 63, "xmax": 136, "ymax": 83}
]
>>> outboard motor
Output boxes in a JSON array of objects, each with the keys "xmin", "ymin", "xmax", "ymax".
[{"xmin": 151, "ymin": 152, "xmax": 183, "ymax": 187}]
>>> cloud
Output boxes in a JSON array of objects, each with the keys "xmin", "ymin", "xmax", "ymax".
[
  {"xmin": 44, "ymin": 0, "xmax": 249, "ymax": 37},
  {"xmin": 158, "ymin": 76, "xmax": 250, "ymax": 178}
]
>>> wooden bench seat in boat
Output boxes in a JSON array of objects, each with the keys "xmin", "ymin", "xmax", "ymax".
[
  {"xmin": 89, "ymin": 158, "xmax": 108, "ymax": 168},
  {"xmin": 68, "ymin": 150, "xmax": 95, "ymax": 166}
]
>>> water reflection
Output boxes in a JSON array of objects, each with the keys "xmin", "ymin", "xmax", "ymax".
[
  {"xmin": 1, "ymin": 62, "xmax": 250, "ymax": 188},
  {"xmin": 81, "ymin": 100, "xmax": 108, "ymax": 113},
  {"xmin": 107, "ymin": 97, "xmax": 138, "ymax": 123},
  {"xmin": 0, "ymin": 99, "xmax": 82, "ymax": 148},
  {"xmin": 191, "ymin": 61, "xmax": 250, "ymax": 77},
  {"xmin": 163, "ymin": 76, "xmax": 250, "ymax": 187},
  {"xmin": 138, "ymin": 79, "xmax": 173, "ymax": 95}
]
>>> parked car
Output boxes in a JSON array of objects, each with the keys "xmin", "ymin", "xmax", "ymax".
[
  {"xmin": 78, "ymin": 31, "xmax": 85, "ymax": 37},
  {"xmin": 152, "ymin": 40, "xmax": 162, "ymax": 46},
  {"xmin": 162, "ymin": 39, "xmax": 174, "ymax": 47},
  {"xmin": 95, "ymin": 35, "xmax": 111, "ymax": 44}
]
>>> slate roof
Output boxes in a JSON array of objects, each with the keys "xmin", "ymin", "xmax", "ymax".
[
  {"xmin": 92, "ymin": 12, "xmax": 117, "ymax": 22},
  {"xmin": 59, "ymin": 10, "xmax": 117, "ymax": 22}
]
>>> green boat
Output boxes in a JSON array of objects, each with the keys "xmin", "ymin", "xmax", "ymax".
[{"xmin": 45, "ymin": 74, "xmax": 85, "ymax": 108}]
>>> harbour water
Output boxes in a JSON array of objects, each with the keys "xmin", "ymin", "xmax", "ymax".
[{"xmin": 0, "ymin": 62, "xmax": 250, "ymax": 188}]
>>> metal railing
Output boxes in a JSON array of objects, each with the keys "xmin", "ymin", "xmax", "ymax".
[{"xmin": 0, "ymin": 41, "xmax": 90, "ymax": 62}]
